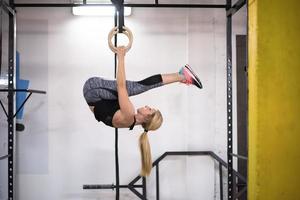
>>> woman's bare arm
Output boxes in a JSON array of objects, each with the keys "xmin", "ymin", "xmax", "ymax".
[{"xmin": 113, "ymin": 47, "xmax": 135, "ymax": 127}]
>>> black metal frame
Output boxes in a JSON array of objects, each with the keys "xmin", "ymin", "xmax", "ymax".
[
  {"xmin": 226, "ymin": 1, "xmax": 248, "ymax": 199},
  {"xmin": 0, "ymin": 0, "xmax": 248, "ymax": 199},
  {"xmin": 0, "ymin": 2, "xmax": 46, "ymax": 200},
  {"xmin": 0, "ymin": 154, "xmax": 9, "ymax": 160},
  {"xmin": 83, "ymin": 151, "xmax": 247, "ymax": 200},
  {"xmin": 14, "ymin": 3, "xmax": 226, "ymax": 8},
  {"xmin": 0, "ymin": 86, "xmax": 46, "ymax": 200},
  {"xmin": 226, "ymin": 0, "xmax": 234, "ymax": 199},
  {"xmin": 7, "ymin": 1, "xmax": 15, "ymax": 199},
  {"xmin": 0, "ymin": 89, "xmax": 46, "ymax": 118}
]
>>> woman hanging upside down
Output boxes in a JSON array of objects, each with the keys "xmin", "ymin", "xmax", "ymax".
[{"xmin": 83, "ymin": 46, "xmax": 202, "ymax": 176}]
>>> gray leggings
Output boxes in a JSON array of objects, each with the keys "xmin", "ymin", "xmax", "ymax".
[{"xmin": 83, "ymin": 74, "xmax": 163, "ymax": 106}]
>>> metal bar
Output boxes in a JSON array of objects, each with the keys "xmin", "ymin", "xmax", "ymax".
[
  {"xmin": 230, "ymin": 153, "xmax": 248, "ymax": 160},
  {"xmin": 130, "ymin": 184, "xmax": 143, "ymax": 188},
  {"xmin": 155, "ymin": 0, "xmax": 158, "ymax": 5},
  {"xmin": 166, "ymin": 151, "xmax": 211, "ymax": 156},
  {"xmin": 129, "ymin": 151, "xmax": 247, "ymax": 185},
  {"xmin": 127, "ymin": 150, "xmax": 247, "ymax": 199},
  {"xmin": 13, "ymin": 92, "xmax": 32, "ymax": 118},
  {"xmin": 153, "ymin": 151, "xmax": 211, "ymax": 165},
  {"xmin": 83, "ymin": 184, "xmax": 143, "ymax": 189},
  {"xmin": 0, "ymin": 154, "xmax": 9, "ymax": 160},
  {"xmin": 0, "ymin": 89, "xmax": 46, "ymax": 94},
  {"xmin": 210, "ymin": 152, "xmax": 247, "ymax": 183},
  {"xmin": 128, "ymin": 151, "xmax": 214, "ymax": 198},
  {"xmin": 82, "ymin": 151, "xmax": 248, "ymax": 199},
  {"xmin": 234, "ymin": 185, "xmax": 247, "ymax": 199},
  {"xmin": 26, "ymin": 89, "xmax": 46, "ymax": 94},
  {"xmin": 156, "ymin": 151, "xmax": 246, "ymax": 181},
  {"xmin": 114, "ymin": 8, "xmax": 117, "ymax": 78},
  {"xmin": 0, "ymin": 100, "xmax": 8, "ymax": 118},
  {"xmin": 142, "ymin": 177, "xmax": 146, "ymax": 199},
  {"xmin": 129, "ymin": 175, "xmax": 142, "ymax": 186},
  {"xmin": 114, "ymin": 128, "xmax": 119, "ymax": 200},
  {"xmin": 167, "ymin": 151, "xmax": 246, "ymax": 184},
  {"xmin": 1, "ymin": 89, "xmax": 46, "ymax": 119},
  {"xmin": 152, "ymin": 152, "xmax": 167, "ymax": 166},
  {"xmin": 232, "ymin": 168, "xmax": 247, "ymax": 183},
  {"xmin": 209, "ymin": 152, "xmax": 228, "ymax": 167},
  {"xmin": 2, "ymin": 1, "xmax": 15, "ymax": 15},
  {"xmin": 13, "ymin": 3, "xmax": 226, "ymax": 8},
  {"xmin": 128, "ymin": 186, "xmax": 145, "ymax": 199},
  {"xmin": 126, "ymin": 4, "xmax": 226, "ymax": 8},
  {"xmin": 219, "ymin": 163, "xmax": 223, "ymax": 200},
  {"xmin": 113, "ymin": 0, "xmax": 124, "ymax": 32},
  {"xmin": 113, "ymin": 9, "xmax": 120, "ymax": 200},
  {"xmin": 227, "ymin": 0, "xmax": 246, "ymax": 17},
  {"xmin": 156, "ymin": 164, "xmax": 159, "ymax": 200},
  {"xmin": 119, "ymin": 5, "xmax": 124, "ymax": 32},
  {"xmin": 7, "ymin": 5, "xmax": 16, "ymax": 200},
  {"xmin": 0, "ymin": 0, "xmax": 2, "ymax": 75},
  {"xmin": 226, "ymin": 0, "xmax": 233, "ymax": 199},
  {"xmin": 83, "ymin": 184, "xmax": 114, "ymax": 189}
]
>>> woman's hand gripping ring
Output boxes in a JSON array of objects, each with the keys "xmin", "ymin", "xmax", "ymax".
[{"xmin": 108, "ymin": 26, "xmax": 133, "ymax": 53}]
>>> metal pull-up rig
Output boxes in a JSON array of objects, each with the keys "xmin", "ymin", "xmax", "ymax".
[{"xmin": 0, "ymin": 89, "xmax": 46, "ymax": 119}]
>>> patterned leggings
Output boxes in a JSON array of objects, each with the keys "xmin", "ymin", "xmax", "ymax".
[{"xmin": 83, "ymin": 74, "xmax": 163, "ymax": 106}]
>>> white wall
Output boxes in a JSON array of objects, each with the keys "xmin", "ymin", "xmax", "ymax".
[{"xmin": 0, "ymin": 3, "xmax": 246, "ymax": 200}]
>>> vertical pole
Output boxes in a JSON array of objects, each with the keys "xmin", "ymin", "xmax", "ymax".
[
  {"xmin": 115, "ymin": 128, "xmax": 120, "ymax": 200},
  {"xmin": 219, "ymin": 163, "xmax": 223, "ymax": 200},
  {"xmin": 8, "ymin": 1, "xmax": 15, "ymax": 199},
  {"xmin": 142, "ymin": 177, "xmax": 147, "ymax": 200},
  {"xmin": 118, "ymin": 1, "xmax": 124, "ymax": 33},
  {"xmin": 0, "ymin": 0, "xmax": 2, "ymax": 75},
  {"xmin": 226, "ymin": 0, "xmax": 233, "ymax": 200},
  {"xmin": 114, "ymin": 9, "xmax": 120, "ymax": 200},
  {"xmin": 156, "ymin": 164, "xmax": 160, "ymax": 200}
]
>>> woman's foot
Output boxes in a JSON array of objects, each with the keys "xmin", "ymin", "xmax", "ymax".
[{"xmin": 179, "ymin": 64, "xmax": 203, "ymax": 89}]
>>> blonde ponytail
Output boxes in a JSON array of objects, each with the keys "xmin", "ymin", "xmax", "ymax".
[
  {"xmin": 139, "ymin": 110, "xmax": 163, "ymax": 177},
  {"xmin": 139, "ymin": 131, "xmax": 152, "ymax": 176}
]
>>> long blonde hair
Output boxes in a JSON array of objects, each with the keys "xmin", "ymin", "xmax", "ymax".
[{"xmin": 139, "ymin": 110, "xmax": 163, "ymax": 177}]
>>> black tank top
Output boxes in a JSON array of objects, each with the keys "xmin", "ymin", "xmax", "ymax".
[{"xmin": 93, "ymin": 100, "xmax": 120, "ymax": 127}]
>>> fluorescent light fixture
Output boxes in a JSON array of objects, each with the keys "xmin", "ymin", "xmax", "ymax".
[{"xmin": 72, "ymin": 6, "xmax": 131, "ymax": 16}]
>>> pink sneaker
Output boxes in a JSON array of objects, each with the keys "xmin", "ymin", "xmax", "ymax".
[{"xmin": 179, "ymin": 64, "xmax": 203, "ymax": 89}]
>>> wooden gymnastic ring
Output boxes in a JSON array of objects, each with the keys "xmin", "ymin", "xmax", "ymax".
[{"xmin": 108, "ymin": 26, "xmax": 133, "ymax": 53}]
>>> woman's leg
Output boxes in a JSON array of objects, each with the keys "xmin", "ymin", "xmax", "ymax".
[
  {"xmin": 83, "ymin": 77, "xmax": 119, "ymax": 105},
  {"xmin": 83, "ymin": 65, "xmax": 201, "ymax": 104},
  {"xmin": 83, "ymin": 75, "xmax": 167, "ymax": 103},
  {"xmin": 140, "ymin": 64, "xmax": 202, "ymax": 88},
  {"xmin": 161, "ymin": 73, "xmax": 185, "ymax": 85},
  {"xmin": 125, "ymin": 72, "xmax": 185, "ymax": 96},
  {"xmin": 126, "ymin": 74, "xmax": 164, "ymax": 96}
]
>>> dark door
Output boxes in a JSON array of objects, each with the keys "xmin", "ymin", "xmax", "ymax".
[{"xmin": 236, "ymin": 34, "xmax": 248, "ymax": 200}]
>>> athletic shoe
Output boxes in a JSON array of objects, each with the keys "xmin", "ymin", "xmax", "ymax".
[{"xmin": 179, "ymin": 64, "xmax": 203, "ymax": 89}]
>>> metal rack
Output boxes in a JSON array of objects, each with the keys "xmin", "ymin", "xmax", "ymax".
[
  {"xmin": 1, "ymin": 0, "xmax": 248, "ymax": 199},
  {"xmin": 1, "ymin": 3, "xmax": 46, "ymax": 200},
  {"xmin": 84, "ymin": 151, "xmax": 247, "ymax": 200},
  {"xmin": 0, "ymin": 87, "xmax": 46, "ymax": 200},
  {"xmin": 0, "ymin": 2, "xmax": 16, "ymax": 200}
]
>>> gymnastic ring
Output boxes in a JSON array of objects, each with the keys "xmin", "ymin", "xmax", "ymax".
[{"xmin": 108, "ymin": 26, "xmax": 133, "ymax": 53}]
